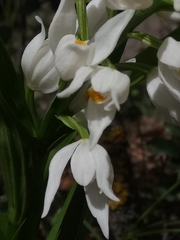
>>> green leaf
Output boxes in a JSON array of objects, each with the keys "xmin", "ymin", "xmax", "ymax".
[
  {"xmin": 46, "ymin": 183, "xmax": 86, "ymax": 240},
  {"xmin": 0, "ymin": 115, "xmax": 37, "ymax": 226},
  {"xmin": 0, "ymin": 211, "xmax": 8, "ymax": 238},
  {"xmin": 56, "ymin": 115, "xmax": 89, "ymax": 139},
  {"xmin": 0, "ymin": 38, "xmax": 34, "ymax": 135},
  {"xmin": 11, "ymin": 132, "xmax": 77, "ymax": 240},
  {"xmin": 0, "ymin": 38, "xmax": 18, "ymax": 107}
]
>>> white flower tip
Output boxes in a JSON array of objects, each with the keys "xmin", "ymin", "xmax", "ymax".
[
  {"xmin": 41, "ymin": 208, "xmax": 48, "ymax": 218},
  {"xmin": 35, "ymin": 15, "xmax": 42, "ymax": 24},
  {"xmin": 111, "ymin": 194, "xmax": 120, "ymax": 202}
]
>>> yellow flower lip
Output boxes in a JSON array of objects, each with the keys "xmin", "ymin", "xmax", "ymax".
[
  {"xmin": 84, "ymin": 88, "xmax": 106, "ymax": 103},
  {"xmin": 75, "ymin": 39, "xmax": 87, "ymax": 46}
]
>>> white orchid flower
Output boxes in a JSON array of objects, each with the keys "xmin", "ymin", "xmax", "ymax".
[
  {"xmin": 52, "ymin": 1, "xmax": 134, "ymax": 80},
  {"xmin": 157, "ymin": 37, "xmax": 180, "ymax": 102},
  {"xmin": 147, "ymin": 68, "xmax": 180, "ymax": 125},
  {"xmin": 21, "ymin": 16, "xmax": 59, "ymax": 93},
  {"xmin": 21, "ymin": 0, "xmax": 107, "ymax": 93},
  {"xmin": 58, "ymin": 66, "xmax": 130, "ymax": 149},
  {"xmin": 42, "ymin": 139, "xmax": 119, "ymax": 239},
  {"xmin": 174, "ymin": 0, "xmax": 180, "ymax": 12},
  {"xmin": 146, "ymin": 37, "xmax": 180, "ymax": 125},
  {"xmin": 105, "ymin": 0, "xmax": 153, "ymax": 10}
]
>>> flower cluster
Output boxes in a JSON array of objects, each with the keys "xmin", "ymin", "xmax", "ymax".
[{"xmin": 22, "ymin": 0, "xmax": 180, "ymax": 238}]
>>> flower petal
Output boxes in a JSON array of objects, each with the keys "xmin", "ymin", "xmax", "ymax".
[
  {"xmin": 92, "ymin": 144, "xmax": 119, "ymax": 202},
  {"xmin": 86, "ymin": 0, "xmax": 108, "ymax": 38},
  {"xmin": 157, "ymin": 37, "xmax": 180, "ymax": 68},
  {"xmin": 84, "ymin": 181, "xmax": 109, "ymax": 239},
  {"xmin": 105, "ymin": 0, "xmax": 152, "ymax": 10},
  {"xmin": 57, "ymin": 66, "xmax": 94, "ymax": 98},
  {"xmin": 21, "ymin": 16, "xmax": 45, "ymax": 79},
  {"xmin": 41, "ymin": 140, "xmax": 81, "ymax": 218},
  {"xmin": 71, "ymin": 140, "xmax": 95, "ymax": 186},
  {"xmin": 147, "ymin": 68, "xmax": 180, "ymax": 125},
  {"xmin": 174, "ymin": 0, "xmax": 180, "ymax": 12},
  {"xmin": 28, "ymin": 39, "xmax": 59, "ymax": 93},
  {"xmin": 158, "ymin": 62, "xmax": 180, "ymax": 102},
  {"xmin": 157, "ymin": 11, "xmax": 180, "ymax": 22},
  {"xmin": 87, "ymin": 98, "xmax": 116, "ymax": 150},
  {"xmin": 39, "ymin": 66, "xmax": 59, "ymax": 93},
  {"xmin": 91, "ymin": 67, "xmax": 130, "ymax": 110},
  {"xmin": 48, "ymin": 0, "xmax": 76, "ymax": 52},
  {"xmin": 90, "ymin": 9, "xmax": 135, "ymax": 65},
  {"xmin": 55, "ymin": 36, "xmax": 93, "ymax": 80}
]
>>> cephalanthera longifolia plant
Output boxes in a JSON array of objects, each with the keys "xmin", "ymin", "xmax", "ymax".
[{"xmin": 1, "ymin": 0, "xmax": 180, "ymax": 239}]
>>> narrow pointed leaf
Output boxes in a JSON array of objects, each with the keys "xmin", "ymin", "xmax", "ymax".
[{"xmin": 56, "ymin": 115, "xmax": 89, "ymax": 139}]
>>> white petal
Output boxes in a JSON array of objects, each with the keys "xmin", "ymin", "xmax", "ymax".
[
  {"xmin": 147, "ymin": 68, "xmax": 180, "ymax": 125},
  {"xmin": 90, "ymin": 9, "xmax": 135, "ymax": 65},
  {"xmin": 41, "ymin": 140, "xmax": 81, "ymax": 218},
  {"xmin": 21, "ymin": 16, "xmax": 45, "ymax": 79},
  {"xmin": 174, "ymin": 0, "xmax": 180, "ymax": 12},
  {"xmin": 84, "ymin": 181, "xmax": 109, "ymax": 239},
  {"xmin": 49, "ymin": 0, "xmax": 76, "ymax": 52},
  {"xmin": 91, "ymin": 67, "xmax": 112, "ymax": 93},
  {"xmin": 87, "ymin": 99, "xmax": 116, "ymax": 150},
  {"xmin": 28, "ymin": 40, "xmax": 59, "ymax": 92},
  {"xmin": 110, "ymin": 71, "xmax": 130, "ymax": 108},
  {"xmin": 39, "ymin": 67, "xmax": 59, "ymax": 93},
  {"xmin": 158, "ymin": 62, "xmax": 180, "ymax": 102},
  {"xmin": 105, "ymin": 0, "xmax": 152, "ymax": 10},
  {"xmin": 157, "ymin": 37, "xmax": 180, "ymax": 68},
  {"xmin": 92, "ymin": 144, "xmax": 119, "ymax": 202},
  {"xmin": 86, "ymin": 0, "xmax": 108, "ymax": 38},
  {"xmin": 57, "ymin": 66, "xmax": 93, "ymax": 98},
  {"xmin": 71, "ymin": 140, "xmax": 95, "ymax": 186},
  {"xmin": 157, "ymin": 11, "xmax": 180, "ymax": 22},
  {"xmin": 55, "ymin": 37, "xmax": 93, "ymax": 80},
  {"xmin": 91, "ymin": 67, "xmax": 130, "ymax": 110}
]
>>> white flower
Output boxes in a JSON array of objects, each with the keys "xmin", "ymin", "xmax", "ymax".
[
  {"xmin": 157, "ymin": 37, "xmax": 180, "ymax": 102},
  {"xmin": 174, "ymin": 0, "xmax": 180, "ymax": 12},
  {"xmin": 157, "ymin": 11, "xmax": 180, "ymax": 22},
  {"xmin": 147, "ymin": 68, "xmax": 180, "ymax": 125},
  {"xmin": 42, "ymin": 139, "xmax": 119, "ymax": 239},
  {"xmin": 57, "ymin": 66, "xmax": 130, "ymax": 149},
  {"xmin": 146, "ymin": 37, "xmax": 180, "ymax": 125},
  {"xmin": 21, "ymin": 16, "xmax": 59, "ymax": 93},
  {"xmin": 53, "ymin": 3, "xmax": 134, "ymax": 80},
  {"xmin": 105, "ymin": 0, "xmax": 153, "ymax": 10}
]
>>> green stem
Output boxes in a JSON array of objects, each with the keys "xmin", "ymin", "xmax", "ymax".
[
  {"xmin": 115, "ymin": 62, "xmax": 152, "ymax": 73},
  {"xmin": 25, "ymin": 87, "xmax": 39, "ymax": 137},
  {"xmin": 110, "ymin": 0, "xmax": 174, "ymax": 62},
  {"xmin": 76, "ymin": 0, "xmax": 89, "ymax": 41},
  {"xmin": 101, "ymin": 58, "xmax": 116, "ymax": 69},
  {"xmin": 128, "ymin": 32, "xmax": 163, "ymax": 49},
  {"xmin": 107, "ymin": 8, "xmax": 117, "ymax": 19}
]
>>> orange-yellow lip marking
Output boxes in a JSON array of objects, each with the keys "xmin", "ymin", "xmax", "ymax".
[
  {"xmin": 84, "ymin": 88, "xmax": 106, "ymax": 103},
  {"xmin": 75, "ymin": 39, "xmax": 87, "ymax": 46}
]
